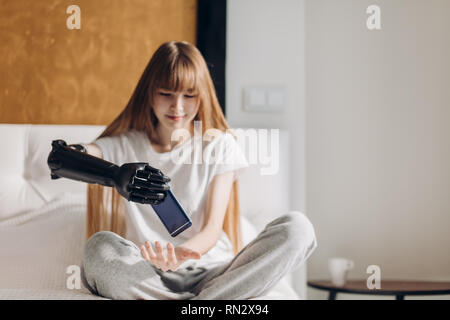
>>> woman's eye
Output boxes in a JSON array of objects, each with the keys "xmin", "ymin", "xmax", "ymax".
[
  {"xmin": 159, "ymin": 92, "xmax": 171, "ymax": 97},
  {"xmin": 184, "ymin": 95, "xmax": 196, "ymax": 98}
]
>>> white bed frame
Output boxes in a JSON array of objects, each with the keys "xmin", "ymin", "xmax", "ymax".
[{"xmin": 0, "ymin": 124, "xmax": 307, "ymax": 299}]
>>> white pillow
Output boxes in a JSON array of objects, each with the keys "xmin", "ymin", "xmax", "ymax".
[{"xmin": 0, "ymin": 124, "xmax": 104, "ymax": 221}]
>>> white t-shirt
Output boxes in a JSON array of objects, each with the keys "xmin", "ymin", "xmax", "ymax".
[{"xmin": 93, "ymin": 129, "xmax": 249, "ymax": 267}]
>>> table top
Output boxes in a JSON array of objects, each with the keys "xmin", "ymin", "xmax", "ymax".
[{"xmin": 308, "ymin": 280, "xmax": 450, "ymax": 296}]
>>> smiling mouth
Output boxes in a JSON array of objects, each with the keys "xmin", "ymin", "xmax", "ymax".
[{"xmin": 166, "ymin": 115, "xmax": 185, "ymax": 121}]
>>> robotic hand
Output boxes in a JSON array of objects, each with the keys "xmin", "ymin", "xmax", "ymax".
[{"xmin": 47, "ymin": 139, "xmax": 170, "ymax": 205}]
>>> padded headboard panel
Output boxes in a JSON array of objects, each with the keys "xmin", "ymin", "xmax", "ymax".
[
  {"xmin": 0, "ymin": 124, "xmax": 290, "ymax": 231},
  {"xmin": 0, "ymin": 124, "xmax": 105, "ymax": 219}
]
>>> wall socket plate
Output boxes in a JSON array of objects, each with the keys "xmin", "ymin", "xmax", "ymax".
[{"xmin": 243, "ymin": 86, "xmax": 286, "ymax": 112}]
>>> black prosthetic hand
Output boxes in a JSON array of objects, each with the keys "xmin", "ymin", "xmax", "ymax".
[{"xmin": 47, "ymin": 139, "xmax": 170, "ymax": 205}]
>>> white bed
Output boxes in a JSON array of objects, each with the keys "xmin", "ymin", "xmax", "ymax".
[{"xmin": 0, "ymin": 124, "xmax": 307, "ymax": 300}]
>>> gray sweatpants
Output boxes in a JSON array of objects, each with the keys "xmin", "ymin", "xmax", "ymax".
[{"xmin": 80, "ymin": 211, "xmax": 317, "ymax": 300}]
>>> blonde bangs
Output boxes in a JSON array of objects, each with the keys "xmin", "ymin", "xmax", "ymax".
[{"xmin": 156, "ymin": 55, "xmax": 199, "ymax": 94}]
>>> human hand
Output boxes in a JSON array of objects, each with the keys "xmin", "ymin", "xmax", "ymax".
[{"xmin": 140, "ymin": 241, "xmax": 201, "ymax": 272}]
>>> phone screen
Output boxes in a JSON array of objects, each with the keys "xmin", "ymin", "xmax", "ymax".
[{"xmin": 151, "ymin": 190, "xmax": 192, "ymax": 237}]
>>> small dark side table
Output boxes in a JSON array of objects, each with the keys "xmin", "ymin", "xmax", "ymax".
[{"xmin": 308, "ymin": 280, "xmax": 450, "ymax": 300}]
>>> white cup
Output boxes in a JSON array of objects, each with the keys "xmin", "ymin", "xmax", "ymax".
[{"xmin": 328, "ymin": 257, "xmax": 354, "ymax": 286}]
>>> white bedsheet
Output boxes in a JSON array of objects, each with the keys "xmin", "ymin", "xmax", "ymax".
[
  {"xmin": 0, "ymin": 193, "xmax": 86, "ymax": 291},
  {"xmin": 0, "ymin": 193, "xmax": 299, "ymax": 300}
]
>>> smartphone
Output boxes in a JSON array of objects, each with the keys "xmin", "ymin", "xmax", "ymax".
[{"xmin": 151, "ymin": 189, "xmax": 192, "ymax": 237}]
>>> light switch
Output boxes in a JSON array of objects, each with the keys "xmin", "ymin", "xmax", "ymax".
[
  {"xmin": 248, "ymin": 88, "xmax": 266, "ymax": 106},
  {"xmin": 243, "ymin": 86, "xmax": 286, "ymax": 112},
  {"xmin": 267, "ymin": 88, "xmax": 285, "ymax": 108}
]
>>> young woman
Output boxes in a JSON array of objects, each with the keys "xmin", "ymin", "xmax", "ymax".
[{"xmin": 80, "ymin": 41, "xmax": 317, "ymax": 300}]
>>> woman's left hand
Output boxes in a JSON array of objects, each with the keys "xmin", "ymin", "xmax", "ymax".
[{"xmin": 140, "ymin": 240, "xmax": 201, "ymax": 272}]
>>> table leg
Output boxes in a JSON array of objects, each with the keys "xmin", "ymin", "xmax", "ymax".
[
  {"xmin": 328, "ymin": 291, "xmax": 337, "ymax": 300},
  {"xmin": 396, "ymin": 295, "xmax": 404, "ymax": 300}
]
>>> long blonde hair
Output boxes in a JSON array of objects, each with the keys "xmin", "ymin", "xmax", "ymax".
[{"xmin": 86, "ymin": 41, "xmax": 242, "ymax": 254}]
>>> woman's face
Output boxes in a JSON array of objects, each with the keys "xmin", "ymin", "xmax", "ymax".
[{"xmin": 152, "ymin": 88, "xmax": 200, "ymax": 134}]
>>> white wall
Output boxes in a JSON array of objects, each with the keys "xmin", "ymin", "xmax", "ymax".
[
  {"xmin": 226, "ymin": 0, "xmax": 306, "ymax": 212},
  {"xmin": 306, "ymin": 0, "xmax": 450, "ymax": 299},
  {"xmin": 226, "ymin": 0, "xmax": 308, "ymax": 297},
  {"xmin": 227, "ymin": 0, "xmax": 450, "ymax": 300}
]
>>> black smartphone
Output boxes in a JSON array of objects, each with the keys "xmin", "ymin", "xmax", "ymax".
[{"xmin": 151, "ymin": 189, "xmax": 192, "ymax": 237}]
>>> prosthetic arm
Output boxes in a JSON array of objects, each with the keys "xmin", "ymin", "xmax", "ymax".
[{"xmin": 47, "ymin": 139, "xmax": 170, "ymax": 205}]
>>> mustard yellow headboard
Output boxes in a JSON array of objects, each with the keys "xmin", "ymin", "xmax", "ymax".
[{"xmin": 0, "ymin": 0, "xmax": 197, "ymax": 125}]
